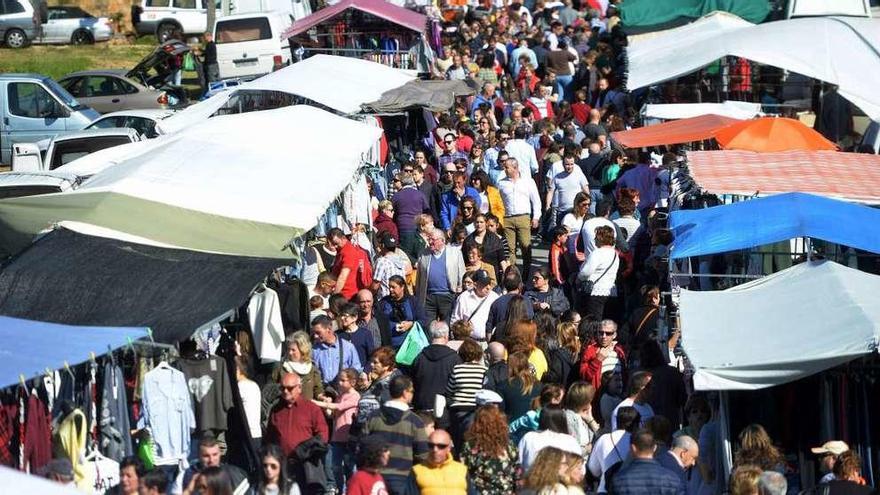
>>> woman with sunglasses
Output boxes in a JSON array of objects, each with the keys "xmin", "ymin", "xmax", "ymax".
[
  {"xmin": 452, "ymin": 196, "xmax": 480, "ymax": 235},
  {"xmin": 253, "ymin": 444, "xmax": 296, "ymax": 495},
  {"xmin": 524, "ymin": 266, "xmax": 570, "ymax": 317},
  {"xmin": 468, "ymin": 170, "xmax": 505, "ymax": 221}
]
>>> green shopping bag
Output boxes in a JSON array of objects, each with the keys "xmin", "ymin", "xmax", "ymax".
[
  {"xmin": 395, "ymin": 321, "xmax": 428, "ymax": 366},
  {"xmin": 136, "ymin": 430, "xmax": 155, "ymax": 470},
  {"xmin": 183, "ymin": 52, "xmax": 196, "ymax": 71}
]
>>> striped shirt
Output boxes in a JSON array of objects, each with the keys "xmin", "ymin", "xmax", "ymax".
[{"xmin": 446, "ymin": 362, "xmax": 488, "ymax": 408}]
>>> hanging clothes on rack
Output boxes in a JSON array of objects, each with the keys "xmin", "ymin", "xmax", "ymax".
[
  {"xmin": 100, "ymin": 361, "xmax": 133, "ymax": 462},
  {"xmin": 176, "ymin": 355, "xmax": 234, "ymax": 438},
  {"xmin": 268, "ymin": 277, "xmax": 311, "ymax": 333},
  {"xmin": 83, "ymin": 448, "xmax": 120, "ymax": 495},
  {"xmin": 55, "ymin": 407, "xmax": 92, "ymax": 490},
  {"xmin": 23, "ymin": 389, "xmax": 51, "ymax": 472},
  {"xmin": 248, "ymin": 284, "xmax": 285, "ymax": 364},
  {"xmin": 139, "ymin": 362, "xmax": 195, "ymax": 468}
]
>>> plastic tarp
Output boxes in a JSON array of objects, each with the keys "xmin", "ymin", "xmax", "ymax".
[
  {"xmin": 611, "ymin": 114, "xmax": 739, "ymax": 148},
  {"xmin": 620, "ymin": 0, "xmax": 770, "ymax": 31},
  {"xmin": 0, "ymin": 466, "xmax": 83, "ymax": 494},
  {"xmin": 281, "ymin": 0, "xmax": 427, "ymax": 38},
  {"xmin": 714, "ymin": 117, "xmax": 838, "ymax": 152},
  {"xmin": 362, "ymin": 79, "xmax": 475, "ymax": 113},
  {"xmin": 669, "ymin": 192, "xmax": 880, "ymax": 259},
  {"xmin": 0, "ymin": 228, "xmax": 280, "ymax": 344},
  {"xmin": 0, "ymin": 315, "xmax": 148, "ymax": 388},
  {"xmin": 684, "ymin": 150, "xmax": 880, "ymax": 204},
  {"xmin": 680, "ymin": 260, "xmax": 880, "ymax": 390},
  {"xmin": 0, "ymin": 105, "xmax": 382, "ymax": 259},
  {"xmin": 643, "ymin": 101, "xmax": 763, "ymax": 120},
  {"xmin": 625, "ymin": 13, "xmax": 880, "ymax": 121},
  {"xmin": 158, "ymin": 55, "xmax": 416, "ymax": 134}
]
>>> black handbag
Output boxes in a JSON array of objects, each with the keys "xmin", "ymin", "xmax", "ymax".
[{"xmin": 577, "ymin": 252, "xmax": 618, "ymax": 295}]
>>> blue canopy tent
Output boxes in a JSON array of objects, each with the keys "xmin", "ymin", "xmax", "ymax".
[
  {"xmin": 669, "ymin": 192, "xmax": 880, "ymax": 259},
  {"xmin": 0, "ymin": 316, "xmax": 148, "ymax": 388}
]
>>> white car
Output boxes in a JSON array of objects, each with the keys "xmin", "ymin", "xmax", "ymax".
[
  {"xmin": 36, "ymin": 6, "xmax": 113, "ymax": 45},
  {"xmin": 85, "ymin": 109, "xmax": 176, "ymax": 138}
]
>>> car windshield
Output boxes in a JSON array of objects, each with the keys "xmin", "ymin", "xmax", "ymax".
[{"xmin": 45, "ymin": 78, "xmax": 86, "ymax": 110}]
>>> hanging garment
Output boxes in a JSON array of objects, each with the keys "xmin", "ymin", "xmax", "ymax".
[
  {"xmin": 269, "ymin": 277, "xmax": 311, "ymax": 333},
  {"xmin": 176, "ymin": 356, "xmax": 234, "ymax": 434},
  {"xmin": 0, "ymin": 402, "xmax": 17, "ymax": 467},
  {"xmin": 139, "ymin": 364, "xmax": 195, "ymax": 465},
  {"xmin": 56, "ymin": 408, "xmax": 92, "ymax": 490},
  {"xmin": 23, "ymin": 392, "xmax": 51, "ymax": 472},
  {"xmin": 248, "ymin": 286, "xmax": 285, "ymax": 364},
  {"xmin": 84, "ymin": 449, "xmax": 120, "ymax": 495},
  {"xmin": 100, "ymin": 362, "xmax": 133, "ymax": 462}
]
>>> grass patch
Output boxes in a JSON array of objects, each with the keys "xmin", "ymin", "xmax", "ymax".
[{"xmin": 0, "ymin": 43, "xmax": 154, "ymax": 80}]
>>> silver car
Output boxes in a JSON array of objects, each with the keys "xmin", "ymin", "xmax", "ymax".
[
  {"xmin": 57, "ymin": 70, "xmax": 172, "ymax": 114},
  {"xmin": 35, "ymin": 6, "xmax": 113, "ymax": 45}
]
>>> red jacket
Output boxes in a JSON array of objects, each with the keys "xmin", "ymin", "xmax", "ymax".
[
  {"xmin": 374, "ymin": 212, "xmax": 399, "ymax": 242},
  {"xmin": 579, "ymin": 343, "xmax": 627, "ymax": 390}
]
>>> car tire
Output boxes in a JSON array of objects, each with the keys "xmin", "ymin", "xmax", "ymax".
[
  {"xmin": 156, "ymin": 23, "xmax": 179, "ymax": 43},
  {"xmin": 71, "ymin": 29, "xmax": 94, "ymax": 45},
  {"xmin": 4, "ymin": 28, "xmax": 28, "ymax": 49}
]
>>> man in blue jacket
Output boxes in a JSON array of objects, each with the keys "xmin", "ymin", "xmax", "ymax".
[{"xmin": 612, "ymin": 429, "xmax": 686, "ymax": 495}]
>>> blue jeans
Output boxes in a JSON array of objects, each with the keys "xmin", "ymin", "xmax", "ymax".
[
  {"xmin": 328, "ymin": 442, "xmax": 354, "ymax": 491},
  {"xmin": 555, "ymin": 74, "xmax": 574, "ymax": 102}
]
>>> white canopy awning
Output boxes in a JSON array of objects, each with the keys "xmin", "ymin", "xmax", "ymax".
[
  {"xmin": 643, "ymin": 101, "xmax": 763, "ymax": 121},
  {"xmin": 0, "ymin": 105, "xmax": 381, "ymax": 259},
  {"xmin": 680, "ymin": 260, "xmax": 880, "ymax": 391},
  {"xmin": 626, "ymin": 12, "xmax": 880, "ymax": 120},
  {"xmin": 159, "ymin": 55, "xmax": 415, "ymax": 134}
]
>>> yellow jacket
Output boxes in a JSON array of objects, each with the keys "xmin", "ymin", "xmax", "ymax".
[
  {"xmin": 412, "ymin": 455, "xmax": 468, "ymax": 495},
  {"xmin": 485, "ymin": 186, "xmax": 506, "ymax": 226}
]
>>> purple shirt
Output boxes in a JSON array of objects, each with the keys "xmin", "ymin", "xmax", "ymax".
[
  {"xmin": 392, "ymin": 186, "xmax": 429, "ymax": 233},
  {"xmin": 616, "ymin": 164, "xmax": 659, "ymax": 210}
]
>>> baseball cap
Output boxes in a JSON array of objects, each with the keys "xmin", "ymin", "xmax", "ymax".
[
  {"xmin": 811, "ymin": 440, "xmax": 849, "ymax": 456},
  {"xmin": 472, "ymin": 269, "xmax": 491, "ymax": 287},
  {"xmin": 475, "ymin": 389, "xmax": 503, "ymax": 407}
]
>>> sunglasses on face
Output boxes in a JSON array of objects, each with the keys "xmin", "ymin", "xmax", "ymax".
[
  {"xmin": 445, "ymin": 140, "xmax": 455, "ymax": 145},
  {"xmin": 403, "ymin": 168, "xmax": 414, "ymax": 173},
  {"xmin": 281, "ymin": 384, "xmax": 301, "ymax": 391},
  {"xmin": 599, "ymin": 331, "xmax": 616, "ymax": 336},
  {"xmin": 443, "ymin": 170, "xmax": 455, "ymax": 175},
  {"xmin": 428, "ymin": 442, "xmax": 450, "ymax": 450}
]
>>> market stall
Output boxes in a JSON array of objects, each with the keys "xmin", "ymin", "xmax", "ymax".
[
  {"xmin": 0, "ymin": 105, "xmax": 382, "ymax": 259},
  {"xmin": 625, "ymin": 12, "xmax": 880, "ymax": 120},
  {"xmin": 281, "ymin": 0, "xmax": 428, "ymax": 70}
]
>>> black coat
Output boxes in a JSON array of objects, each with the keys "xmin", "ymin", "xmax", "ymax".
[{"xmin": 409, "ymin": 344, "xmax": 462, "ymax": 411}]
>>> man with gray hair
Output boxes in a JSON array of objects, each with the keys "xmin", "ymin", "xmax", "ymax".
[
  {"xmin": 657, "ymin": 434, "xmax": 699, "ymax": 486},
  {"xmin": 410, "ymin": 320, "xmax": 462, "ymax": 417},
  {"xmin": 483, "ymin": 341, "xmax": 509, "ymax": 391},
  {"xmin": 758, "ymin": 471, "xmax": 787, "ymax": 495},
  {"xmin": 415, "ymin": 228, "xmax": 465, "ymax": 323}
]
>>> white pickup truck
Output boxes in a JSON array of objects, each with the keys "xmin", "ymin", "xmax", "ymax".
[{"xmin": 11, "ymin": 128, "xmax": 141, "ymax": 172}]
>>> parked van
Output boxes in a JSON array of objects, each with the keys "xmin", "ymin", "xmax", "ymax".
[
  {"xmin": 0, "ymin": 0, "xmax": 38, "ymax": 48},
  {"xmin": 0, "ymin": 74, "xmax": 100, "ymax": 165},
  {"xmin": 213, "ymin": 12, "xmax": 291, "ymax": 80}
]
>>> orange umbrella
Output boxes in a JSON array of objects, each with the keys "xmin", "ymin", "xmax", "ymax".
[{"xmin": 714, "ymin": 117, "xmax": 838, "ymax": 152}]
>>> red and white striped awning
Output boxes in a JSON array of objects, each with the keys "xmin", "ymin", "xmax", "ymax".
[{"xmin": 686, "ymin": 150, "xmax": 880, "ymax": 204}]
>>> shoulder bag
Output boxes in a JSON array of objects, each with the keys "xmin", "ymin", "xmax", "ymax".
[{"xmin": 577, "ymin": 252, "xmax": 618, "ymax": 296}]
